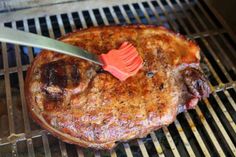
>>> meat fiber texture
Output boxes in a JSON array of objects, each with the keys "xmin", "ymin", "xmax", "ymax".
[{"xmin": 25, "ymin": 25, "xmax": 210, "ymax": 149}]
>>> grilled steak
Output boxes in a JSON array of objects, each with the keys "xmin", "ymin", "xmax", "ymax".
[{"xmin": 25, "ymin": 25, "xmax": 210, "ymax": 149}]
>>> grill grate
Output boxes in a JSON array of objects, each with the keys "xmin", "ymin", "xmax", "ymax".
[{"xmin": 0, "ymin": 0, "xmax": 236, "ymax": 156}]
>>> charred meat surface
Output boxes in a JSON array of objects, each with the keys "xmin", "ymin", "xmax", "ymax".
[
  {"xmin": 182, "ymin": 67, "xmax": 210, "ymax": 99},
  {"xmin": 25, "ymin": 25, "xmax": 210, "ymax": 149}
]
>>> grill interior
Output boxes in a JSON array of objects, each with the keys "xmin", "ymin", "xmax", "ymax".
[{"xmin": 0, "ymin": 0, "xmax": 236, "ymax": 156}]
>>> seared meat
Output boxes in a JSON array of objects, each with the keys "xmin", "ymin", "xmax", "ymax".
[{"xmin": 25, "ymin": 25, "xmax": 210, "ymax": 149}]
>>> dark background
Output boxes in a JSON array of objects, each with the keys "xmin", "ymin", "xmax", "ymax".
[{"xmin": 208, "ymin": 0, "xmax": 236, "ymax": 35}]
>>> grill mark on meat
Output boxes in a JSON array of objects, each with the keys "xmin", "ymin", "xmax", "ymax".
[
  {"xmin": 41, "ymin": 60, "xmax": 68, "ymax": 88},
  {"xmin": 41, "ymin": 60, "xmax": 83, "ymax": 102},
  {"xmin": 41, "ymin": 60, "xmax": 67, "ymax": 100},
  {"xmin": 71, "ymin": 64, "xmax": 80, "ymax": 86}
]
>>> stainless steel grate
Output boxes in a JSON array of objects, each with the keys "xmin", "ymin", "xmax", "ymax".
[{"xmin": 0, "ymin": 0, "xmax": 236, "ymax": 156}]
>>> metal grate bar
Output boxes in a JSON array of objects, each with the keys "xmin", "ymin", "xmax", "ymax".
[
  {"xmin": 45, "ymin": 16, "xmax": 56, "ymax": 40},
  {"xmin": 110, "ymin": 149, "xmax": 117, "ymax": 157},
  {"xmin": 23, "ymin": 20, "xmax": 34, "ymax": 63},
  {"xmin": 136, "ymin": 3, "xmax": 153, "ymax": 24},
  {"xmin": 223, "ymin": 89, "xmax": 236, "ymax": 112},
  {"xmin": 174, "ymin": 120, "xmax": 195, "ymax": 157},
  {"xmin": 118, "ymin": 5, "xmax": 132, "ymax": 24},
  {"xmin": 0, "ymin": 65, "xmax": 26, "ymax": 76},
  {"xmin": 107, "ymin": 7, "xmax": 119, "ymax": 24},
  {"xmin": 146, "ymin": 1, "xmax": 163, "ymax": 25},
  {"xmin": 162, "ymin": 127, "xmax": 180, "ymax": 157},
  {"xmin": 188, "ymin": 29, "xmax": 226, "ymax": 39},
  {"xmin": 0, "ymin": 131, "xmax": 38, "ymax": 146},
  {"xmin": 137, "ymin": 139, "xmax": 149, "ymax": 157},
  {"xmin": 183, "ymin": 112, "xmax": 211, "ymax": 156},
  {"xmin": 67, "ymin": 13, "xmax": 76, "ymax": 31},
  {"xmin": 216, "ymin": 35, "xmax": 236, "ymax": 69},
  {"xmin": 212, "ymin": 92, "xmax": 236, "ymax": 132},
  {"xmin": 88, "ymin": 10, "xmax": 99, "ymax": 26},
  {"xmin": 99, "ymin": 8, "xmax": 109, "ymax": 26},
  {"xmin": 165, "ymin": 0, "xmax": 191, "ymax": 33},
  {"xmin": 128, "ymin": 4, "xmax": 142, "ymax": 24},
  {"xmin": 149, "ymin": 132, "xmax": 165, "ymax": 157},
  {"xmin": 78, "ymin": 12, "xmax": 88, "ymax": 29},
  {"xmin": 35, "ymin": 18, "xmax": 42, "ymax": 37},
  {"xmin": 57, "ymin": 15, "xmax": 66, "ymax": 36},
  {"xmin": 42, "ymin": 133, "xmax": 51, "ymax": 157},
  {"xmin": 123, "ymin": 143, "xmax": 133, "ymax": 157},
  {"xmin": 12, "ymin": 143, "xmax": 18, "ymax": 157},
  {"xmin": 59, "ymin": 141, "xmax": 68, "ymax": 157},
  {"xmin": 76, "ymin": 147, "xmax": 84, "ymax": 157},
  {"xmin": 202, "ymin": 55, "xmax": 222, "ymax": 85},
  {"xmin": 1, "ymin": 31, "xmax": 15, "ymax": 135},
  {"xmin": 204, "ymin": 33, "xmax": 234, "ymax": 74},
  {"xmin": 155, "ymin": 1, "xmax": 178, "ymax": 29}
]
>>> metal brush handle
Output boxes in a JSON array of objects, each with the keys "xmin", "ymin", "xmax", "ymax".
[{"xmin": 0, "ymin": 27, "xmax": 103, "ymax": 65}]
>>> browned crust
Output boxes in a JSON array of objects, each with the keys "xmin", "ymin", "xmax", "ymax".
[
  {"xmin": 59, "ymin": 24, "xmax": 199, "ymax": 50},
  {"xmin": 25, "ymin": 24, "xmax": 200, "ymax": 149}
]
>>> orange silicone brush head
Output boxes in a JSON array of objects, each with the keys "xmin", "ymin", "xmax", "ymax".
[{"xmin": 99, "ymin": 42, "xmax": 143, "ymax": 81}]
